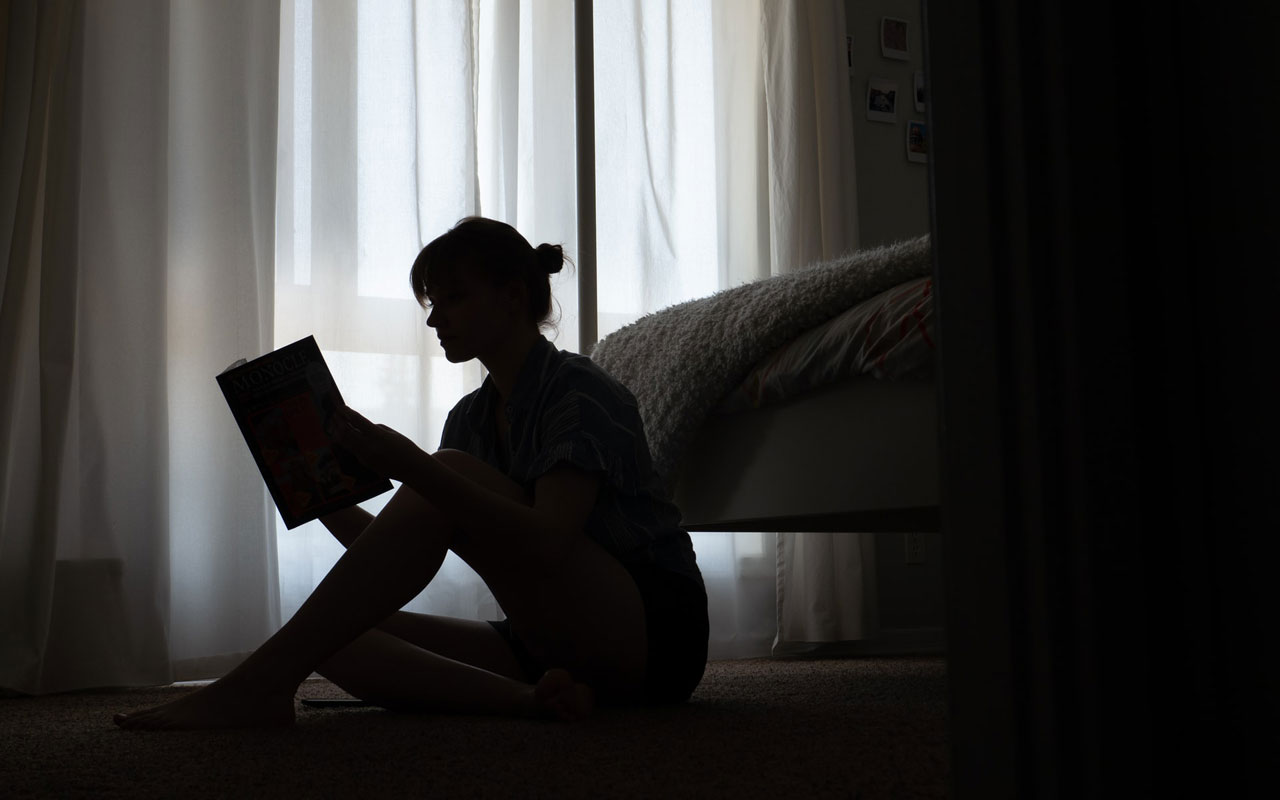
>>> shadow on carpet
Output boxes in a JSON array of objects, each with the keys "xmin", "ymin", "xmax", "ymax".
[{"xmin": 0, "ymin": 656, "xmax": 948, "ymax": 798}]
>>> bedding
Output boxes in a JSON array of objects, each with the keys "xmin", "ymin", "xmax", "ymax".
[
  {"xmin": 718, "ymin": 276, "xmax": 935, "ymax": 413},
  {"xmin": 589, "ymin": 235, "xmax": 933, "ymax": 490}
]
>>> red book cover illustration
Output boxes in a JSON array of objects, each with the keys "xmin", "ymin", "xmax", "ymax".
[{"xmin": 217, "ymin": 335, "xmax": 392, "ymax": 529}]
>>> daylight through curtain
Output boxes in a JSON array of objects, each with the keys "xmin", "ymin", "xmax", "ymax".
[
  {"xmin": 272, "ymin": 0, "xmax": 814, "ymax": 659},
  {"xmin": 271, "ymin": 0, "xmax": 583, "ymax": 626},
  {"xmin": 1, "ymin": 0, "xmax": 867, "ymax": 694}
]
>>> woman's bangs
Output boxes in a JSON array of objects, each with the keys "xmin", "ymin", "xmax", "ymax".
[{"xmin": 412, "ymin": 239, "xmax": 462, "ymax": 305}]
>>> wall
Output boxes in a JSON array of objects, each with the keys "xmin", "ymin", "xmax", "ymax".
[
  {"xmin": 846, "ymin": 0, "xmax": 931, "ymax": 248},
  {"xmin": 847, "ymin": 0, "xmax": 945, "ymax": 646}
]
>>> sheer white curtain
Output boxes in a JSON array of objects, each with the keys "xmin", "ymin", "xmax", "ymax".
[
  {"xmin": 272, "ymin": 0, "xmax": 830, "ymax": 659},
  {"xmin": 596, "ymin": 0, "xmax": 873, "ymax": 654},
  {"xmin": 271, "ymin": 0, "xmax": 870, "ymax": 659},
  {"xmin": 1, "ymin": 0, "xmax": 867, "ymax": 694},
  {"xmin": 272, "ymin": 0, "xmax": 583, "ymax": 624},
  {"xmin": 760, "ymin": 2, "xmax": 878, "ymax": 652},
  {"xmin": 1, "ymin": 0, "xmax": 282, "ymax": 693},
  {"xmin": 592, "ymin": 0, "xmax": 780, "ymax": 658}
]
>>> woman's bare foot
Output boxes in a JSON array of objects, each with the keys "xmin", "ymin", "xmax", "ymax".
[
  {"xmin": 114, "ymin": 678, "xmax": 296, "ymax": 731},
  {"xmin": 533, "ymin": 668, "xmax": 595, "ymax": 722}
]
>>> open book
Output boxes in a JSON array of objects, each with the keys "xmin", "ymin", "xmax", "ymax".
[{"xmin": 217, "ymin": 335, "xmax": 393, "ymax": 529}]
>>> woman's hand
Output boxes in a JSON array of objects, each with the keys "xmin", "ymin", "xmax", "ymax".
[{"xmin": 330, "ymin": 405, "xmax": 427, "ymax": 483}]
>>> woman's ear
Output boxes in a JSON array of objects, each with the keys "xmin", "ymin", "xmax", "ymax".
[{"xmin": 502, "ymin": 279, "xmax": 529, "ymax": 319}]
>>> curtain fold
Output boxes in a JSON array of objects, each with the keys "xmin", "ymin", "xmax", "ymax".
[
  {"xmin": 163, "ymin": 0, "xmax": 282, "ymax": 678},
  {"xmin": 762, "ymin": 0, "xmax": 859, "ymax": 270},
  {"xmin": 592, "ymin": 0, "xmax": 785, "ymax": 659},
  {"xmin": 761, "ymin": 0, "xmax": 879, "ymax": 652},
  {"xmin": 1, "ymin": 0, "xmax": 282, "ymax": 694},
  {"xmin": 0, "ymin": 0, "xmax": 83, "ymax": 695}
]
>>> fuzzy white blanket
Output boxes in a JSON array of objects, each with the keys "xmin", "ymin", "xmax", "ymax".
[{"xmin": 589, "ymin": 235, "xmax": 933, "ymax": 489}]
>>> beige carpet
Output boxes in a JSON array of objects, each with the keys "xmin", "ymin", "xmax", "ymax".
[{"xmin": 0, "ymin": 656, "xmax": 949, "ymax": 798}]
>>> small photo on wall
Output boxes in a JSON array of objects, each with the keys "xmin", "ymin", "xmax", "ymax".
[
  {"xmin": 907, "ymin": 120, "xmax": 929, "ymax": 163},
  {"xmin": 914, "ymin": 71, "xmax": 926, "ymax": 112},
  {"xmin": 881, "ymin": 17, "xmax": 910, "ymax": 60},
  {"xmin": 867, "ymin": 78, "xmax": 898, "ymax": 123}
]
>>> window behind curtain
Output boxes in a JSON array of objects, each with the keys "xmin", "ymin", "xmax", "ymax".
[{"xmin": 273, "ymin": 0, "xmax": 774, "ymax": 657}]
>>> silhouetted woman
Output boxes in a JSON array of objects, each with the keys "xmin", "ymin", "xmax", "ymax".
[{"xmin": 115, "ymin": 217, "xmax": 708, "ymax": 729}]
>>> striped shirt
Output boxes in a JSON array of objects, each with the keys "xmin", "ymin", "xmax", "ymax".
[{"xmin": 438, "ymin": 336, "xmax": 704, "ymax": 587}]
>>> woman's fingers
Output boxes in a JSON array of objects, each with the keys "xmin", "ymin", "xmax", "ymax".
[
  {"xmin": 336, "ymin": 405, "xmax": 371, "ymax": 430},
  {"xmin": 329, "ymin": 407, "xmax": 397, "ymax": 474},
  {"xmin": 332, "ymin": 406, "xmax": 376, "ymax": 442},
  {"xmin": 329, "ymin": 407, "xmax": 366, "ymax": 451}
]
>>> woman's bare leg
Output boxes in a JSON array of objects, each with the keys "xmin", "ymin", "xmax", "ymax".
[
  {"xmin": 373, "ymin": 613, "xmax": 522, "ymax": 676},
  {"xmin": 115, "ymin": 486, "xmax": 553, "ymax": 729},
  {"xmin": 315, "ymin": 626, "xmax": 592, "ymax": 720},
  {"xmin": 432, "ymin": 450, "xmax": 648, "ymax": 702},
  {"xmin": 314, "ymin": 463, "xmax": 644, "ymax": 709},
  {"xmin": 115, "ymin": 451, "xmax": 645, "ymax": 730},
  {"xmin": 317, "ymin": 505, "xmax": 553, "ymax": 705}
]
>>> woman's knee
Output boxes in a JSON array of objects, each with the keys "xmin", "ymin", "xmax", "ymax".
[{"xmin": 362, "ymin": 484, "xmax": 457, "ymax": 555}]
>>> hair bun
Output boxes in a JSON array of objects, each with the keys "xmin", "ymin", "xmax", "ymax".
[{"xmin": 535, "ymin": 243, "xmax": 565, "ymax": 275}]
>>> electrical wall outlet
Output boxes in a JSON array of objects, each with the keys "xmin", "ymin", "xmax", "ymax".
[{"xmin": 905, "ymin": 532, "xmax": 926, "ymax": 565}]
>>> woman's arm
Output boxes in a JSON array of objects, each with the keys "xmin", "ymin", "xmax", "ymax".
[
  {"xmin": 407, "ymin": 455, "xmax": 601, "ymax": 554},
  {"xmin": 331, "ymin": 407, "xmax": 601, "ymax": 553},
  {"xmin": 318, "ymin": 505, "xmax": 375, "ymax": 548}
]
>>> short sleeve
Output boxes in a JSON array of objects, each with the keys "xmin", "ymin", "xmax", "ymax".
[
  {"xmin": 438, "ymin": 400, "xmax": 474, "ymax": 452},
  {"xmin": 521, "ymin": 388, "xmax": 648, "ymax": 496},
  {"xmin": 436, "ymin": 390, "xmax": 501, "ymax": 471}
]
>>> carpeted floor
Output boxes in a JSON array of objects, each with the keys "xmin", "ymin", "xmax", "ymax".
[{"xmin": 0, "ymin": 656, "xmax": 949, "ymax": 798}]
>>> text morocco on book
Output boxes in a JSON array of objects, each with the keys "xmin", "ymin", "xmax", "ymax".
[{"xmin": 217, "ymin": 335, "xmax": 393, "ymax": 529}]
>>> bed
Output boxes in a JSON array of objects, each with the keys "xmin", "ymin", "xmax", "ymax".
[{"xmin": 589, "ymin": 236, "xmax": 938, "ymax": 534}]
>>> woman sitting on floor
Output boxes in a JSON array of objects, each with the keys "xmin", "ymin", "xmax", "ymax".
[{"xmin": 115, "ymin": 217, "xmax": 709, "ymax": 729}]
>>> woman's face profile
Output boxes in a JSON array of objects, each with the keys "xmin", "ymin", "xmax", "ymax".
[{"xmin": 425, "ymin": 268, "xmax": 523, "ymax": 363}]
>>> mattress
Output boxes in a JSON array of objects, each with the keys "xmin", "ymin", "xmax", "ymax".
[{"xmin": 719, "ymin": 276, "xmax": 935, "ymax": 413}]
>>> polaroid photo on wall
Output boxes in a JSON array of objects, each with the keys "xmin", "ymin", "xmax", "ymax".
[
  {"xmin": 867, "ymin": 78, "xmax": 898, "ymax": 123},
  {"xmin": 881, "ymin": 17, "xmax": 910, "ymax": 60},
  {"xmin": 907, "ymin": 120, "xmax": 929, "ymax": 163},
  {"xmin": 914, "ymin": 71, "xmax": 926, "ymax": 112}
]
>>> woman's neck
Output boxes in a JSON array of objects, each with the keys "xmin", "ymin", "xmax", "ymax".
[{"xmin": 482, "ymin": 328, "xmax": 542, "ymax": 401}]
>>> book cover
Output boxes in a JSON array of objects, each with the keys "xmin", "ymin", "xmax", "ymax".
[{"xmin": 216, "ymin": 335, "xmax": 393, "ymax": 529}]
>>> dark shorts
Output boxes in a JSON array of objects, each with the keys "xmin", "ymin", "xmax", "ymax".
[{"xmin": 488, "ymin": 560, "xmax": 709, "ymax": 706}]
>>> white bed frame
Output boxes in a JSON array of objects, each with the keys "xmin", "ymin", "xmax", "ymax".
[{"xmin": 672, "ymin": 377, "xmax": 940, "ymax": 533}]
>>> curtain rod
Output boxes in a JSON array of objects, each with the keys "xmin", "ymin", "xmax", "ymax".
[{"xmin": 574, "ymin": 0, "xmax": 598, "ymax": 353}]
